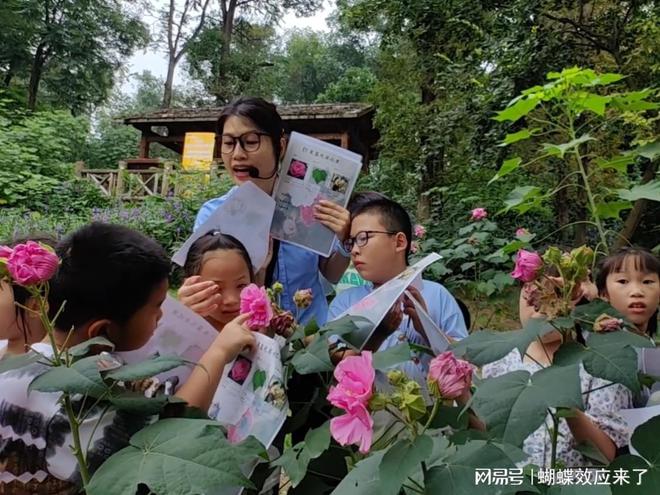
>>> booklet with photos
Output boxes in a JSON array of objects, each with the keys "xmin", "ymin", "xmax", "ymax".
[{"xmin": 270, "ymin": 132, "xmax": 362, "ymax": 257}]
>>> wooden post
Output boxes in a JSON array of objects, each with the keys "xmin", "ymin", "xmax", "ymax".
[
  {"xmin": 74, "ymin": 161, "xmax": 85, "ymax": 178},
  {"xmin": 139, "ymin": 136, "xmax": 150, "ymax": 158},
  {"xmin": 161, "ymin": 162, "xmax": 172, "ymax": 196},
  {"xmin": 116, "ymin": 162, "xmax": 127, "ymax": 199}
]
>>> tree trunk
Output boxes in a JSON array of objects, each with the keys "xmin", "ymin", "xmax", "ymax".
[
  {"xmin": 27, "ymin": 43, "xmax": 47, "ymax": 111},
  {"xmin": 216, "ymin": 0, "xmax": 237, "ymax": 104},
  {"xmin": 416, "ymin": 84, "xmax": 439, "ymax": 221},
  {"xmin": 614, "ymin": 160, "xmax": 658, "ymax": 249},
  {"xmin": 162, "ymin": 55, "xmax": 176, "ymax": 108}
]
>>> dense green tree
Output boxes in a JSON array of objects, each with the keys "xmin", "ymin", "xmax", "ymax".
[{"xmin": 0, "ymin": 0, "xmax": 149, "ymax": 113}]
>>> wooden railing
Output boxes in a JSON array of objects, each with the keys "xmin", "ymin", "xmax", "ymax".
[{"xmin": 75, "ymin": 161, "xmax": 219, "ymax": 200}]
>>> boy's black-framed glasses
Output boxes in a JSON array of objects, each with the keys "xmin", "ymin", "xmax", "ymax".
[
  {"xmin": 220, "ymin": 131, "xmax": 269, "ymax": 154},
  {"xmin": 342, "ymin": 230, "xmax": 397, "ymax": 252}
]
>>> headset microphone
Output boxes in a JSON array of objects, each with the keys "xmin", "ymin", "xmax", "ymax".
[{"xmin": 247, "ymin": 165, "xmax": 279, "ymax": 180}]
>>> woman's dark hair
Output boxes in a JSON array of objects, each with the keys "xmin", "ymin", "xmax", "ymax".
[
  {"xmin": 595, "ymin": 246, "xmax": 659, "ymax": 336},
  {"xmin": 2, "ymin": 235, "xmax": 56, "ymax": 347},
  {"xmin": 184, "ymin": 231, "xmax": 255, "ymax": 282},
  {"xmin": 48, "ymin": 223, "xmax": 171, "ymax": 332},
  {"xmin": 219, "ymin": 97, "xmax": 285, "ymax": 161}
]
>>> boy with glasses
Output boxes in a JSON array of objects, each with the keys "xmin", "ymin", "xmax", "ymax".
[{"xmin": 327, "ymin": 198, "xmax": 467, "ymax": 385}]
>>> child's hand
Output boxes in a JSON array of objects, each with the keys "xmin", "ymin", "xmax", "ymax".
[
  {"xmin": 366, "ymin": 299, "xmax": 403, "ymax": 352},
  {"xmin": 314, "ymin": 200, "xmax": 351, "ymax": 242},
  {"xmin": 178, "ymin": 275, "xmax": 220, "ymax": 316},
  {"xmin": 403, "ymin": 287, "xmax": 430, "ymax": 343},
  {"xmin": 210, "ymin": 313, "xmax": 255, "ymax": 361},
  {"xmin": 381, "ymin": 299, "xmax": 404, "ymax": 334}
]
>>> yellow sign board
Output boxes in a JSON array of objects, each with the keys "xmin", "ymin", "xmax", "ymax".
[{"xmin": 181, "ymin": 132, "xmax": 216, "ymax": 171}]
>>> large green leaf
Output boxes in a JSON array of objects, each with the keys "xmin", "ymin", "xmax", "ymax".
[
  {"xmin": 493, "ymin": 97, "xmax": 540, "ymax": 123},
  {"xmin": 499, "ymin": 129, "xmax": 539, "ymax": 146},
  {"xmin": 272, "ymin": 446, "xmax": 311, "ymax": 487},
  {"xmin": 635, "ymin": 140, "xmax": 660, "ymax": 160},
  {"xmin": 0, "ymin": 351, "xmax": 47, "ymax": 374},
  {"xmin": 489, "ymin": 157, "xmax": 523, "ymax": 184},
  {"xmin": 291, "ymin": 334, "xmax": 334, "ymax": 374},
  {"xmin": 424, "ymin": 440, "xmax": 538, "ymax": 494},
  {"xmin": 105, "ymin": 355, "xmax": 189, "ymax": 382},
  {"xmin": 594, "ymin": 201, "xmax": 632, "ymax": 220},
  {"xmin": 554, "ymin": 331, "xmax": 653, "ymax": 394},
  {"xmin": 451, "ymin": 318, "xmax": 554, "ymax": 367},
  {"xmin": 372, "ymin": 342, "xmax": 411, "ymax": 370},
  {"xmin": 472, "ymin": 365, "xmax": 582, "ymax": 446},
  {"xmin": 501, "ymin": 186, "xmax": 544, "ymax": 214},
  {"xmin": 28, "ymin": 355, "xmax": 108, "ymax": 397},
  {"xmin": 108, "ymin": 391, "xmax": 185, "ymax": 415},
  {"xmin": 378, "ymin": 435, "xmax": 433, "ymax": 495},
  {"xmin": 618, "ymin": 181, "xmax": 660, "ymax": 202},
  {"xmin": 304, "ymin": 421, "xmax": 331, "ymax": 457},
  {"xmin": 595, "ymin": 154, "xmax": 636, "ymax": 173},
  {"xmin": 68, "ymin": 336, "xmax": 115, "ymax": 357},
  {"xmin": 87, "ymin": 419, "xmax": 266, "ymax": 495},
  {"xmin": 609, "ymin": 415, "xmax": 660, "ymax": 495},
  {"xmin": 577, "ymin": 93, "xmax": 611, "ymax": 115},
  {"xmin": 571, "ymin": 299, "xmax": 638, "ymax": 332},
  {"xmin": 331, "ymin": 450, "xmax": 386, "ymax": 495},
  {"xmin": 542, "ymin": 135, "xmax": 595, "ymax": 158}
]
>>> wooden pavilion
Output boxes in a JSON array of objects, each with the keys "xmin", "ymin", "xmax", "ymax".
[{"xmin": 122, "ymin": 102, "xmax": 379, "ymax": 168}]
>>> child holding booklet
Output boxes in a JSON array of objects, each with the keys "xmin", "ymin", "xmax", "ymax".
[
  {"xmin": 0, "ymin": 223, "xmax": 255, "ymax": 493},
  {"xmin": 327, "ymin": 198, "xmax": 468, "ymax": 386},
  {"xmin": 179, "ymin": 230, "xmax": 259, "ymax": 332}
]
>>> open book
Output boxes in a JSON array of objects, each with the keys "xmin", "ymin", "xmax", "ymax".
[
  {"xmin": 336, "ymin": 253, "xmax": 443, "ymax": 350},
  {"xmin": 119, "ymin": 296, "xmax": 287, "ymax": 451}
]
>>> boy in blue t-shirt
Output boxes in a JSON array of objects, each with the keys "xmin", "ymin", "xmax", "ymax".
[{"xmin": 327, "ymin": 198, "xmax": 467, "ymax": 386}]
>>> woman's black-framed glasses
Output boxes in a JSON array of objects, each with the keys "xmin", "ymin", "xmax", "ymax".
[
  {"xmin": 220, "ymin": 131, "xmax": 269, "ymax": 154},
  {"xmin": 342, "ymin": 230, "xmax": 397, "ymax": 252}
]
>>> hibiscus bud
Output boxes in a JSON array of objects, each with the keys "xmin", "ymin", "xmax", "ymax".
[
  {"xmin": 293, "ymin": 288, "xmax": 313, "ymax": 309},
  {"xmin": 511, "ymin": 249, "xmax": 543, "ymax": 283},
  {"xmin": 368, "ymin": 392, "xmax": 389, "ymax": 412},
  {"xmin": 593, "ymin": 314, "xmax": 623, "ymax": 333},
  {"xmin": 427, "ymin": 351, "xmax": 473, "ymax": 400},
  {"xmin": 515, "ymin": 227, "xmax": 529, "ymax": 238},
  {"xmin": 270, "ymin": 311, "xmax": 295, "ymax": 337},
  {"xmin": 4, "ymin": 241, "xmax": 59, "ymax": 286},
  {"xmin": 271, "ymin": 281, "xmax": 284, "ymax": 296},
  {"xmin": 414, "ymin": 224, "xmax": 426, "ymax": 239},
  {"xmin": 387, "ymin": 369, "xmax": 406, "ymax": 386}
]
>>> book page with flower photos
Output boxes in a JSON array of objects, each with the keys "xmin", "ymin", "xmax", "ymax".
[
  {"xmin": 337, "ymin": 253, "xmax": 442, "ymax": 350},
  {"xmin": 270, "ymin": 132, "xmax": 362, "ymax": 257},
  {"xmin": 119, "ymin": 296, "xmax": 287, "ymax": 451}
]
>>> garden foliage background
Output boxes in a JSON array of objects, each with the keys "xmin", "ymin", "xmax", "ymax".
[{"xmin": 1, "ymin": 0, "xmax": 659, "ymax": 323}]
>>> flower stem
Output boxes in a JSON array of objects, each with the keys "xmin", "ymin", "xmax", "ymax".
[
  {"xmin": 63, "ymin": 395, "xmax": 91, "ymax": 486},
  {"xmin": 549, "ymin": 409, "xmax": 559, "ymax": 469},
  {"xmin": 421, "ymin": 399, "xmax": 440, "ymax": 435}
]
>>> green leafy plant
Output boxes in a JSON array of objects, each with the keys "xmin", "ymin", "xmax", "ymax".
[{"xmin": 490, "ymin": 67, "xmax": 659, "ymax": 253}]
